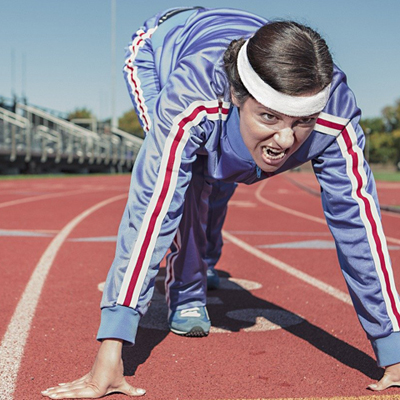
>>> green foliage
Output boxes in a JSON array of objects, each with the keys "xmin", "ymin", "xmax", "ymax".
[
  {"xmin": 67, "ymin": 107, "xmax": 93, "ymax": 120},
  {"xmin": 368, "ymin": 131, "xmax": 398, "ymax": 164},
  {"xmin": 118, "ymin": 109, "xmax": 144, "ymax": 138},
  {"xmin": 360, "ymin": 117, "xmax": 385, "ymax": 134},
  {"xmin": 382, "ymin": 99, "xmax": 400, "ymax": 131},
  {"xmin": 361, "ymin": 99, "xmax": 400, "ymax": 166},
  {"xmin": 65, "ymin": 107, "xmax": 144, "ymax": 138}
]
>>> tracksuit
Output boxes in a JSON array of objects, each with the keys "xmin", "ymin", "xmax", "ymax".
[{"xmin": 97, "ymin": 7, "xmax": 400, "ymax": 367}]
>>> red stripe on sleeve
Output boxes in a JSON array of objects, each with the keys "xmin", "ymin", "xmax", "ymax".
[
  {"xmin": 122, "ymin": 104, "xmax": 219, "ymax": 306},
  {"xmin": 342, "ymin": 128, "xmax": 400, "ymax": 324},
  {"xmin": 317, "ymin": 118, "xmax": 345, "ymax": 131}
]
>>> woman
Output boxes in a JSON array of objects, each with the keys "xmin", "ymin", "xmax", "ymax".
[{"xmin": 42, "ymin": 7, "xmax": 400, "ymax": 398}]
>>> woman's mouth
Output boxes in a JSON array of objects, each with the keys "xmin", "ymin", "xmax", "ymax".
[{"xmin": 262, "ymin": 146, "xmax": 287, "ymax": 161}]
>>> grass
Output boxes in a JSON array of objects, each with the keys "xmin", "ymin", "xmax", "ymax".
[
  {"xmin": 372, "ymin": 170, "xmax": 400, "ymax": 182},
  {"xmin": 0, "ymin": 172, "xmax": 130, "ymax": 181},
  {"xmin": 1, "ymin": 166, "xmax": 399, "ymax": 182}
]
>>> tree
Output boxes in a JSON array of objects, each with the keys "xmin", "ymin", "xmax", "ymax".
[
  {"xmin": 67, "ymin": 107, "xmax": 94, "ymax": 120},
  {"xmin": 359, "ymin": 98, "xmax": 400, "ymax": 167},
  {"xmin": 382, "ymin": 99, "xmax": 400, "ymax": 131},
  {"xmin": 393, "ymin": 129, "xmax": 400, "ymax": 169},
  {"xmin": 368, "ymin": 131, "xmax": 397, "ymax": 164},
  {"xmin": 118, "ymin": 109, "xmax": 144, "ymax": 138},
  {"xmin": 360, "ymin": 117, "xmax": 385, "ymax": 135}
]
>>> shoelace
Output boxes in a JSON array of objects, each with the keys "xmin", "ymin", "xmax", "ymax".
[{"xmin": 180, "ymin": 307, "xmax": 201, "ymax": 318}]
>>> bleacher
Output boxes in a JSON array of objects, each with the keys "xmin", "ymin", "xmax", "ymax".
[{"xmin": 0, "ymin": 102, "xmax": 143, "ymax": 174}]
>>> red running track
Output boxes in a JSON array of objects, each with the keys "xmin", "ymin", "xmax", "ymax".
[{"xmin": 0, "ymin": 173, "xmax": 400, "ymax": 400}]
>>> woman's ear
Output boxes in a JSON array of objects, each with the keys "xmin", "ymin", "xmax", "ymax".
[{"xmin": 230, "ymin": 88, "xmax": 241, "ymax": 108}]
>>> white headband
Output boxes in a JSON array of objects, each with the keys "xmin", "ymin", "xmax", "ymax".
[{"xmin": 237, "ymin": 40, "xmax": 331, "ymax": 116}]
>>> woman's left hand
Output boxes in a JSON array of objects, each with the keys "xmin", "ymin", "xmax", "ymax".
[{"xmin": 368, "ymin": 363, "xmax": 400, "ymax": 391}]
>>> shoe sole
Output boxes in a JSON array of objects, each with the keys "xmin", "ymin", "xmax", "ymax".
[
  {"xmin": 170, "ymin": 326, "xmax": 209, "ymax": 337},
  {"xmin": 207, "ymin": 283, "xmax": 220, "ymax": 290}
]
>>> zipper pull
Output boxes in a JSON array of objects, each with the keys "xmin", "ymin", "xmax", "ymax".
[{"xmin": 256, "ymin": 166, "xmax": 262, "ymax": 178}]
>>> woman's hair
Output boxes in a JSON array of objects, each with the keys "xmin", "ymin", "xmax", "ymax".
[{"xmin": 224, "ymin": 21, "xmax": 333, "ymax": 104}]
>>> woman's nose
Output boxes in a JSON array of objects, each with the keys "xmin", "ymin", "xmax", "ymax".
[{"xmin": 273, "ymin": 127, "xmax": 295, "ymax": 149}]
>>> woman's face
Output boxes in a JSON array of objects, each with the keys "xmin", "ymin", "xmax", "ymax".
[{"xmin": 233, "ymin": 96, "xmax": 318, "ymax": 173}]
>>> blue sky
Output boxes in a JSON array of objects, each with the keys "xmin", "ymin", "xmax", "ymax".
[{"xmin": 1, "ymin": 0, "xmax": 399, "ymax": 121}]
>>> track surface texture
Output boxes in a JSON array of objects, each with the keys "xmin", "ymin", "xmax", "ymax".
[{"xmin": 0, "ymin": 172, "xmax": 399, "ymax": 400}]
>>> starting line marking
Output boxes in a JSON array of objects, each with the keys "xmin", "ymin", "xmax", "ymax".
[
  {"xmin": 204, "ymin": 397, "xmax": 400, "ymax": 400},
  {"xmin": 0, "ymin": 189, "xmax": 90, "ymax": 209},
  {"xmin": 222, "ymin": 230, "xmax": 352, "ymax": 305},
  {"xmin": 0, "ymin": 193, "xmax": 127, "ymax": 400},
  {"xmin": 255, "ymin": 180, "xmax": 400, "ymax": 246}
]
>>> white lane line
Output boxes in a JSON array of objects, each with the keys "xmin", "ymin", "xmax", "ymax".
[
  {"xmin": 0, "ymin": 193, "xmax": 127, "ymax": 400},
  {"xmin": 0, "ymin": 229, "xmax": 53, "ymax": 237},
  {"xmin": 255, "ymin": 180, "xmax": 400, "ymax": 245},
  {"xmin": 69, "ymin": 236, "xmax": 117, "ymax": 242},
  {"xmin": 255, "ymin": 180, "xmax": 326, "ymax": 224},
  {"xmin": 386, "ymin": 236, "xmax": 400, "ymax": 245},
  {"xmin": 229, "ymin": 230, "xmax": 331, "ymax": 236},
  {"xmin": 0, "ymin": 189, "xmax": 90, "ymax": 209},
  {"xmin": 222, "ymin": 230, "xmax": 352, "ymax": 305},
  {"xmin": 228, "ymin": 200, "xmax": 257, "ymax": 207}
]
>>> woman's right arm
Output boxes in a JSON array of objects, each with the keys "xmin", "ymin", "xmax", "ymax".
[
  {"xmin": 42, "ymin": 55, "xmax": 223, "ymax": 398},
  {"xmin": 42, "ymin": 339, "xmax": 145, "ymax": 398},
  {"xmin": 97, "ymin": 55, "xmax": 226, "ymax": 346}
]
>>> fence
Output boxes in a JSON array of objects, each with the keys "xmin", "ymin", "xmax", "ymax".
[{"xmin": 0, "ymin": 103, "xmax": 143, "ymax": 174}]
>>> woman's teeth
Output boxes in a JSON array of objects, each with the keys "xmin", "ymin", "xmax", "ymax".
[{"xmin": 263, "ymin": 146, "xmax": 286, "ymax": 160}]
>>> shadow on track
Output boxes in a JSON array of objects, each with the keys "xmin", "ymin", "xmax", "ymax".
[{"xmin": 122, "ymin": 268, "xmax": 383, "ymax": 381}]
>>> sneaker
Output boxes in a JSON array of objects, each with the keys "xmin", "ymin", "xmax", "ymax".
[
  {"xmin": 169, "ymin": 306, "xmax": 211, "ymax": 337},
  {"xmin": 207, "ymin": 267, "xmax": 220, "ymax": 290}
]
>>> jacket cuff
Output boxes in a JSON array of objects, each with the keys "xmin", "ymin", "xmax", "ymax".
[
  {"xmin": 371, "ymin": 331, "xmax": 400, "ymax": 367},
  {"xmin": 97, "ymin": 305, "xmax": 140, "ymax": 346}
]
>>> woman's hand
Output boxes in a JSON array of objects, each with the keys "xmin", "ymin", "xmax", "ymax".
[
  {"xmin": 41, "ymin": 339, "xmax": 145, "ymax": 399},
  {"xmin": 368, "ymin": 362, "xmax": 400, "ymax": 391}
]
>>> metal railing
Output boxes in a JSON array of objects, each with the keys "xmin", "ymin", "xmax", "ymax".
[
  {"xmin": 0, "ymin": 107, "xmax": 32, "ymax": 162},
  {"xmin": 0, "ymin": 104, "xmax": 143, "ymax": 173}
]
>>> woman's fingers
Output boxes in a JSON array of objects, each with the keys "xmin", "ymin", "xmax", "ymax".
[
  {"xmin": 41, "ymin": 340, "xmax": 142, "ymax": 398},
  {"xmin": 42, "ymin": 376, "xmax": 89, "ymax": 395},
  {"xmin": 112, "ymin": 379, "xmax": 146, "ymax": 397},
  {"xmin": 42, "ymin": 377, "xmax": 146, "ymax": 398},
  {"xmin": 368, "ymin": 363, "xmax": 400, "ymax": 391},
  {"xmin": 42, "ymin": 386, "xmax": 146, "ymax": 399},
  {"xmin": 42, "ymin": 385, "xmax": 100, "ymax": 398},
  {"xmin": 42, "ymin": 382, "xmax": 93, "ymax": 398}
]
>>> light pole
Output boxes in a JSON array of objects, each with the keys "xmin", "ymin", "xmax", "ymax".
[
  {"xmin": 365, "ymin": 127, "xmax": 371, "ymax": 163},
  {"xmin": 111, "ymin": 0, "xmax": 117, "ymax": 130}
]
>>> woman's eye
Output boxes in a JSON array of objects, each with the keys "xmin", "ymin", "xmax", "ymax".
[
  {"xmin": 261, "ymin": 113, "xmax": 277, "ymax": 122},
  {"xmin": 298, "ymin": 117, "xmax": 315, "ymax": 125}
]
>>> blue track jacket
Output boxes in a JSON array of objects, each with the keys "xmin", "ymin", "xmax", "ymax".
[{"xmin": 98, "ymin": 7, "xmax": 400, "ymax": 367}]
